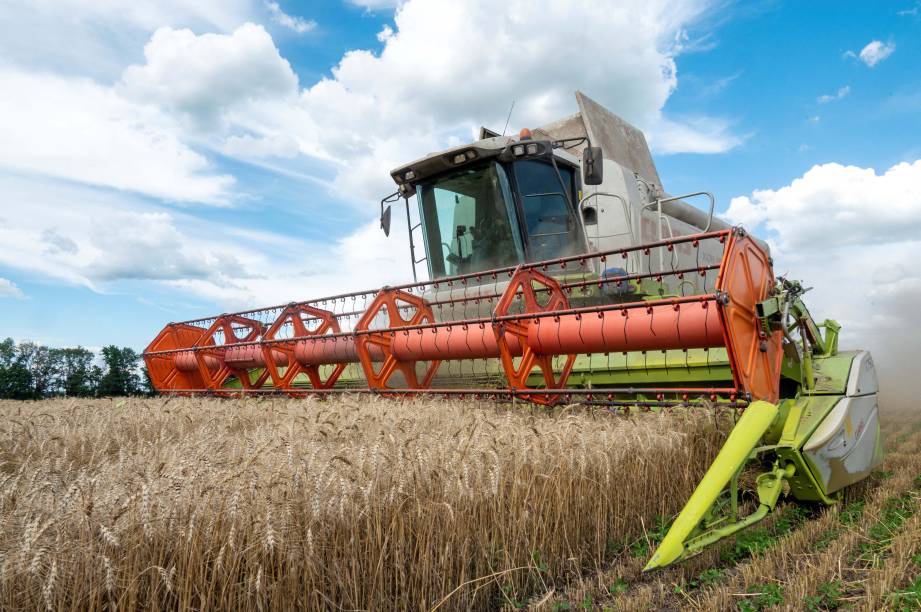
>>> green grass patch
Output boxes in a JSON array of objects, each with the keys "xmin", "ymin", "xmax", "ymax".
[
  {"xmin": 813, "ymin": 528, "xmax": 839, "ymax": 552},
  {"xmin": 693, "ymin": 568, "xmax": 725, "ymax": 588},
  {"xmin": 884, "ymin": 540, "xmax": 921, "ymax": 611},
  {"xmin": 736, "ymin": 583, "xmax": 783, "ymax": 611},
  {"xmin": 839, "ymin": 500, "xmax": 865, "ymax": 526},
  {"xmin": 629, "ymin": 515, "xmax": 671, "ymax": 558},
  {"xmin": 887, "ymin": 575, "xmax": 921, "ymax": 612},
  {"xmin": 804, "ymin": 579, "xmax": 842, "ymax": 611},
  {"xmin": 721, "ymin": 527, "xmax": 773, "ymax": 564},
  {"xmin": 672, "ymin": 567, "xmax": 726, "ymax": 598},
  {"xmin": 719, "ymin": 506, "xmax": 810, "ymax": 564},
  {"xmin": 607, "ymin": 578, "xmax": 628, "ymax": 596}
]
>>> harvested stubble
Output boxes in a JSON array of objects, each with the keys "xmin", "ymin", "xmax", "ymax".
[
  {"xmin": 0, "ymin": 396, "xmax": 731, "ymax": 611},
  {"xmin": 536, "ymin": 407, "xmax": 921, "ymax": 612}
]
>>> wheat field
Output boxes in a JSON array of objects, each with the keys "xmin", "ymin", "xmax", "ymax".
[
  {"xmin": 0, "ymin": 397, "xmax": 732, "ymax": 611},
  {"xmin": 3, "ymin": 397, "xmax": 917, "ymax": 611}
]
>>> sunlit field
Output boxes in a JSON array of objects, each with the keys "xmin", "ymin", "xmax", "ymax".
[{"xmin": 0, "ymin": 397, "xmax": 916, "ymax": 611}]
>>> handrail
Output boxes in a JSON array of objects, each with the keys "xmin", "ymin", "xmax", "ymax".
[
  {"xmin": 578, "ymin": 191, "xmax": 635, "ymax": 272},
  {"xmin": 641, "ymin": 191, "xmax": 716, "ymax": 273},
  {"xmin": 643, "ymin": 191, "xmax": 716, "ymax": 233}
]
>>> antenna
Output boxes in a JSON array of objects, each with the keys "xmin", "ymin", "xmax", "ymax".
[{"xmin": 501, "ymin": 100, "xmax": 515, "ymax": 136}]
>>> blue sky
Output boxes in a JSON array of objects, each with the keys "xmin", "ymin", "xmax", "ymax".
[
  {"xmin": 0, "ymin": 0, "xmax": 919, "ymax": 381},
  {"xmin": 658, "ymin": 1, "xmax": 921, "ymax": 202}
]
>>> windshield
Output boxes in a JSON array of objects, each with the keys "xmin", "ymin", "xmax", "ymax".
[
  {"xmin": 417, "ymin": 161, "xmax": 523, "ymax": 277},
  {"xmin": 513, "ymin": 159, "xmax": 581, "ymax": 261}
]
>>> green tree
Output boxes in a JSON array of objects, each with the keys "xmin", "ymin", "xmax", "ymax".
[
  {"xmin": 0, "ymin": 337, "xmax": 36, "ymax": 399},
  {"xmin": 0, "ymin": 339, "xmax": 145, "ymax": 399},
  {"xmin": 0, "ymin": 338, "xmax": 14, "ymax": 366},
  {"xmin": 141, "ymin": 365, "xmax": 157, "ymax": 397},
  {"xmin": 97, "ymin": 346, "xmax": 141, "ymax": 396},
  {"xmin": 58, "ymin": 347, "xmax": 99, "ymax": 397},
  {"xmin": 14, "ymin": 342, "xmax": 61, "ymax": 397}
]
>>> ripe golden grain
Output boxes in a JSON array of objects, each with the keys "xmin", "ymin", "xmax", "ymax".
[{"xmin": 0, "ymin": 396, "xmax": 731, "ymax": 611}]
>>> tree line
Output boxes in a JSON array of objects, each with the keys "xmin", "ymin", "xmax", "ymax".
[{"xmin": 0, "ymin": 338, "xmax": 152, "ymax": 399}]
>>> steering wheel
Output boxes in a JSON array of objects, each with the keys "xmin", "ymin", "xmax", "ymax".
[
  {"xmin": 441, "ymin": 242, "xmax": 459, "ymax": 257},
  {"xmin": 442, "ymin": 242, "xmax": 461, "ymax": 265}
]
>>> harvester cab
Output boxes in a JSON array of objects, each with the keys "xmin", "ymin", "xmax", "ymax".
[
  {"xmin": 143, "ymin": 91, "xmax": 882, "ymax": 571},
  {"xmin": 382, "ymin": 90, "xmax": 728, "ymax": 299}
]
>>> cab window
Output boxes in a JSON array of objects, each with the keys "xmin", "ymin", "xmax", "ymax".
[
  {"xmin": 417, "ymin": 162, "xmax": 523, "ymax": 277},
  {"xmin": 513, "ymin": 159, "xmax": 581, "ymax": 261}
]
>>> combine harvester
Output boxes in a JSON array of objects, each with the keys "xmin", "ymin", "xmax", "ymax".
[{"xmin": 144, "ymin": 92, "xmax": 882, "ymax": 569}]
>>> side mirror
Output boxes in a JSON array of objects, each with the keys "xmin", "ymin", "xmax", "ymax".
[
  {"xmin": 380, "ymin": 204, "xmax": 392, "ymax": 237},
  {"xmin": 582, "ymin": 146, "xmax": 604, "ymax": 186}
]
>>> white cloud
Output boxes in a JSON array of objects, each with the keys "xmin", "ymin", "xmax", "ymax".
[
  {"xmin": 0, "ymin": 68, "xmax": 234, "ymax": 204},
  {"xmin": 17, "ymin": 0, "xmax": 737, "ymax": 212},
  {"xmin": 647, "ymin": 115, "xmax": 743, "ymax": 154},
  {"xmin": 347, "ymin": 0, "xmax": 402, "ymax": 10},
  {"xmin": 119, "ymin": 23, "xmax": 299, "ymax": 131},
  {"xmin": 725, "ymin": 160, "xmax": 921, "ymax": 252},
  {"xmin": 726, "ymin": 160, "xmax": 921, "ymax": 396},
  {"xmin": 0, "ymin": 0, "xmax": 256, "ymax": 78},
  {"xmin": 264, "ymin": 1, "xmax": 316, "ymax": 34},
  {"xmin": 845, "ymin": 40, "xmax": 896, "ymax": 67},
  {"xmin": 817, "ymin": 85, "xmax": 850, "ymax": 104},
  {"xmin": 93, "ymin": 0, "xmax": 738, "ymax": 207},
  {"xmin": 0, "ymin": 0, "xmax": 748, "ymax": 321},
  {"xmin": 0, "ymin": 174, "xmax": 244, "ymax": 289},
  {"xmin": 0, "ymin": 278, "xmax": 24, "ymax": 299},
  {"xmin": 288, "ymin": 0, "xmax": 736, "ymax": 200},
  {"xmin": 693, "ymin": 71, "xmax": 743, "ymax": 98},
  {"xmin": 0, "ymin": 173, "xmax": 412, "ymax": 309},
  {"xmin": 220, "ymin": 133, "xmax": 301, "ymax": 159},
  {"xmin": 376, "ymin": 24, "xmax": 394, "ymax": 42}
]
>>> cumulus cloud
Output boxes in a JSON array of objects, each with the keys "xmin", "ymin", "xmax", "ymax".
[
  {"xmin": 293, "ymin": 0, "xmax": 737, "ymax": 199},
  {"xmin": 0, "ymin": 0, "xmax": 746, "ymax": 315},
  {"xmin": 119, "ymin": 23, "xmax": 299, "ymax": 131},
  {"xmin": 845, "ymin": 40, "xmax": 896, "ymax": 67},
  {"xmin": 0, "ymin": 173, "xmax": 412, "ymax": 309},
  {"xmin": 0, "ymin": 68, "xmax": 234, "ymax": 204},
  {"xmin": 86, "ymin": 0, "xmax": 740, "ymax": 209},
  {"xmin": 264, "ymin": 1, "xmax": 316, "ymax": 33},
  {"xmin": 0, "ymin": 175, "xmax": 245, "ymax": 289},
  {"xmin": 726, "ymin": 159, "xmax": 921, "ymax": 398},
  {"xmin": 0, "ymin": 278, "xmax": 24, "ymax": 299},
  {"xmin": 725, "ymin": 161, "xmax": 921, "ymax": 252},
  {"xmin": 0, "ymin": 0, "xmax": 256, "ymax": 78},
  {"xmin": 376, "ymin": 24, "xmax": 394, "ymax": 42},
  {"xmin": 817, "ymin": 85, "xmax": 850, "ymax": 104}
]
